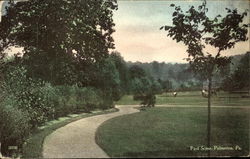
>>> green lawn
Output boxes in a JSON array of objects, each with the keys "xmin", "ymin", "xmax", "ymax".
[
  {"xmin": 115, "ymin": 91, "xmax": 250, "ymax": 106},
  {"xmin": 96, "ymin": 107, "xmax": 250, "ymax": 157}
]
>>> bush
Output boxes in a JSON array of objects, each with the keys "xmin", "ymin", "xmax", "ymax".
[
  {"xmin": 52, "ymin": 85, "xmax": 76, "ymax": 117},
  {"xmin": 100, "ymin": 89, "xmax": 114, "ymax": 109},
  {"xmin": 0, "ymin": 65, "xmax": 116, "ymax": 157},
  {"xmin": 133, "ymin": 93, "xmax": 156, "ymax": 107},
  {"xmin": 75, "ymin": 87, "xmax": 102, "ymax": 112},
  {"xmin": 0, "ymin": 99, "xmax": 31, "ymax": 156},
  {"xmin": 140, "ymin": 93, "xmax": 156, "ymax": 107},
  {"xmin": 3, "ymin": 66, "xmax": 54, "ymax": 127},
  {"xmin": 45, "ymin": 85, "xmax": 112, "ymax": 117},
  {"xmin": 3, "ymin": 65, "xmax": 115, "ymax": 118}
]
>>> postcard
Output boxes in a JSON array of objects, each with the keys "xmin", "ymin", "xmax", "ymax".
[{"xmin": 0, "ymin": 0, "xmax": 249, "ymax": 158}]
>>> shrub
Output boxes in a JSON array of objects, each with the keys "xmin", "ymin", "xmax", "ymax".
[
  {"xmin": 3, "ymin": 66, "xmax": 54, "ymax": 127},
  {"xmin": 75, "ymin": 87, "xmax": 102, "ymax": 112},
  {"xmin": 140, "ymin": 93, "xmax": 156, "ymax": 107},
  {"xmin": 99, "ymin": 89, "xmax": 115, "ymax": 109},
  {"xmin": 52, "ymin": 85, "xmax": 77, "ymax": 117},
  {"xmin": 0, "ymin": 66, "xmax": 115, "ymax": 156},
  {"xmin": 0, "ymin": 99, "xmax": 31, "ymax": 156},
  {"xmin": 51, "ymin": 86, "xmax": 110, "ymax": 117},
  {"xmin": 133, "ymin": 93, "xmax": 156, "ymax": 107}
]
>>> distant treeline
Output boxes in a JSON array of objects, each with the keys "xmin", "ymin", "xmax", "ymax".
[
  {"xmin": 127, "ymin": 61, "xmax": 202, "ymax": 91},
  {"xmin": 125, "ymin": 52, "xmax": 248, "ymax": 92}
]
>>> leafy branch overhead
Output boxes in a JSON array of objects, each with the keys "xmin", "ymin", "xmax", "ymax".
[
  {"xmin": 160, "ymin": 1, "xmax": 249, "ymax": 78},
  {"xmin": 0, "ymin": 0, "xmax": 118, "ymax": 63}
]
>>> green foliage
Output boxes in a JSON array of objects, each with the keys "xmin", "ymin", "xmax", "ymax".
[
  {"xmin": 128, "ymin": 65, "xmax": 160, "ymax": 106},
  {"xmin": 0, "ymin": 65, "xmax": 115, "ymax": 155},
  {"xmin": 2, "ymin": 65, "xmax": 112, "ymax": 119},
  {"xmin": 0, "ymin": 0, "xmax": 117, "ymax": 57},
  {"xmin": 21, "ymin": 50, "xmax": 78, "ymax": 85},
  {"xmin": 0, "ymin": 0, "xmax": 120, "ymax": 156},
  {"xmin": 58, "ymin": 86, "xmax": 102, "ymax": 114},
  {"xmin": 151, "ymin": 80, "xmax": 162, "ymax": 94},
  {"xmin": 128, "ymin": 65, "xmax": 163, "ymax": 95},
  {"xmin": 158, "ymin": 79, "xmax": 173, "ymax": 92},
  {"xmin": 0, "ymin": 0, "xmax": 118, "ymax": 86},
  {"xmin": 127, "ymin": 61, "xmax": 202, "ymax": 90},
  {"xmin": 110, "ymin": 51, "xmax": 130, "ymax": 94},
  {"xmin": 129, "ymin": 65, "xmax": 151, "ymax": 94},
  {"xmin": 140, "ymin": 93, "xmax": 156, "ymax": 107},
  {"xmin": 3, "ymin": 66, "xmax": 52, "ymax": 127},
  {"xmin": 86, "ymin": 57, "xmax": 122, "ymax": 102},
  {"xmin": 130, "ymin": 77, "xmax": 152, "ymax": 95},
  {"xmin": 0, "ymin": 101, "xmax": 31, "ymax": 156},
  {"xmin": 98, "ymin": 58, "xmax": 121, "ymax": 90},
  {"xmin": 129, "ymin": 65, "xmax": 147, "ymax": 79},
  {"xmin": 222, "ymin": 52, "xmax": 250, "ymax": 91}
]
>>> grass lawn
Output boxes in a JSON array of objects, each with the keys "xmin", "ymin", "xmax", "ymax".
[
  {"xmin": 22, "ymin": 108, "xmax": 118, "ymax": 158},
  {"xmin": 115, "ymin": 91, "xmax": 250, "ymax": 106},
  {"xmin": 96, "ymin": 107, "xmax": 250, "ymax": 157}
]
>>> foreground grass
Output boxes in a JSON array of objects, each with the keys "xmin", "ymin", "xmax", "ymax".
[
  {"xmin": 116, "ymin": 91, "xmax": 250, "ymax": 106},
  {"xmin": 96, "ymin": 107, "xmax": 249, "ymax": 157},
  {"xmin": 22, "ymin": 108, "xmax": 118, "ymax": 158}
]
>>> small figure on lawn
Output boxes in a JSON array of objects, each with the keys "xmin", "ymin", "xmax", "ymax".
[{"xmin": 173, "ymin": 92, "xmax": 177, "ymax": 97}]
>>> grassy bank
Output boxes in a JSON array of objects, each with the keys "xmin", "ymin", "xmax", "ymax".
[
  {"xmin": 22, "ymin": 108, "xmax": 118, "ymax": 158},
  {"xmin": 116, "ymin": 91, "xmax": 250, "ymax": 106},
  {"xmin": 96, "ymin": 107, "xmax": 249, "ymax": 157}
]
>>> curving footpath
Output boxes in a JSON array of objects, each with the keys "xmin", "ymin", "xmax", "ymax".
[{"xmin": 43, "ymin": 105, "xmax": 139, "ymax": 158}]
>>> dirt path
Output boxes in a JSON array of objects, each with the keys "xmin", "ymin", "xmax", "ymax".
[{"xmin": 43, "ymin": 105, "xmax": 139, "ymax": 158}]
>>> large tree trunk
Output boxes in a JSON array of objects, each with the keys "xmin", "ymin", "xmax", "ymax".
[{"xmin": 207, "ymin": 77, "xmax": 212, "ymax": 157}]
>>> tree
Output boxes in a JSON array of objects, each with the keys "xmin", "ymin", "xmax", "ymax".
[
  {"xmin": 0, "ymin": 0, "xmax": 118, "ymax": 85},
  {"xmin": 88, "ymin": 57, "xmax": 121, "ymax": 103},
  {"xmin": 151, "ymin": 79, "xmax": 162, "ymax": 94},
  {"xmin": 158, "ymin": 79, "xmax": 172, "ymax": 92},
  {"xmin": 161, "ymin": 0, "xmax": 249, "ymax": 156},
  {"xmin": 129, "ymin": 65, "xmax": 147, "ymax": 79},
  {"xmin": 152, "ymin": 61, "xmax": 161, "ymax": 79},
  {"xmin": 222, "ymin": 52, "xmax": 250, "ymax": 91},
  {"xmin": 130, "ymin": 77, "xmax": 152, "ymax": 95},
  {"xmin": 128, "ymin": 65, "xmax": 158, "ymax": 107},
  {"xmin": 110, "ymin": 51, "xmax": 130, "ymax": 94}
]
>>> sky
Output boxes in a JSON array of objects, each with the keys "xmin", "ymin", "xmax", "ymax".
[
  {"xmin": 112, "ymin": 0, "xmax": 250, "ymax": 63},
  {"xmin": 0, "ymin": 0, "xmax": 249, "ymax": 63}
]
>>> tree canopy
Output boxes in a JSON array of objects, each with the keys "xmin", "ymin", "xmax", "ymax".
[
  {"xmin": 222, "ymin": 52, "xmax": 250, "ymax": 91},
  {"xmin": 0, "ymin": 0, "xmax": 118, "ymax": 85}
]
